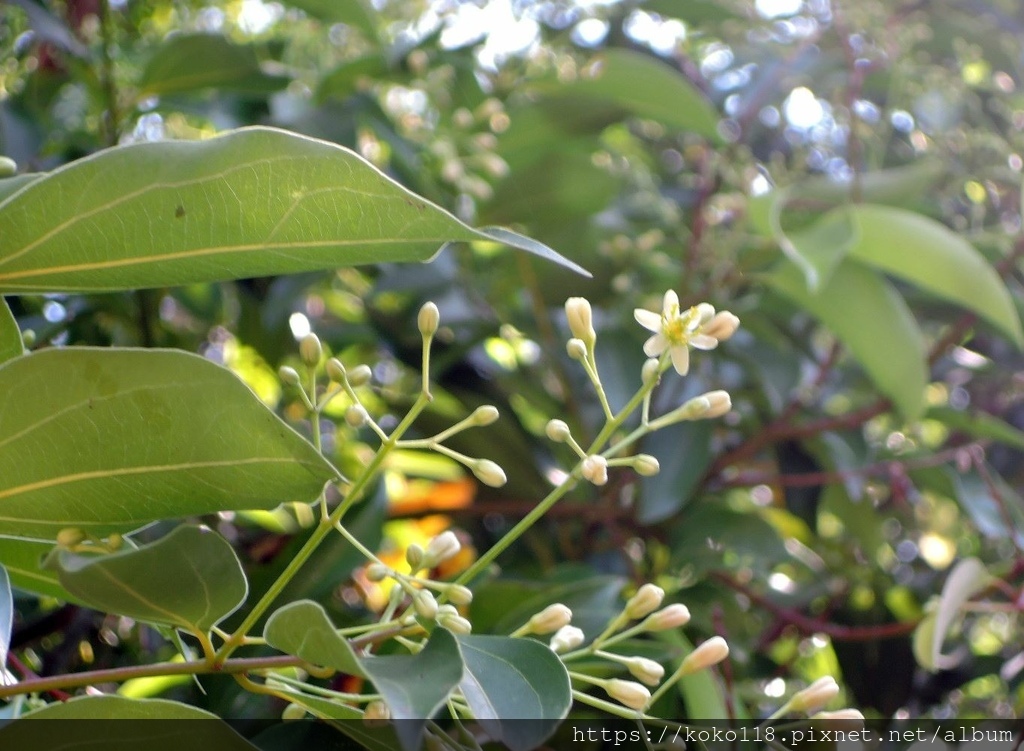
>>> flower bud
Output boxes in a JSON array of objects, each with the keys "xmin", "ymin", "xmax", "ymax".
[
  {"xmin": 345, "ymin": 404, "xmax": 369, "ymax": 427},
  {"xmin": 812, "ymin": 708, "xmax": 864, "ymax": 723},
  {"xmin": 700, "ymin": 390, "xmax": 732, "ymax": 418},
  {"xmin": 292, "ymin": 502, "xmax": 315, "ymax": 529},
  {"xmin": 446, "ymin": 584, "xmax": 474, "ymax": 606},
  {"xmin": 299, "ymin": 333, "xmax": 322, "ymax": 366},
  {"xmin": 437, "ymin": 604, "xmax": 459, "ymax": 618},
  {"xmin": 625, "ymin": 584, "xmax": 665, "ymax": 619},
  {"xmin": 641, "ymin": 604, "xmax": 691, "ymax": 631},
  {"xmin": 413, "ymin": 589, "xmax": 439, "ymax": 620},
  {"xmin": 565, "ymin": 297, "xmax": 596, "ymax": 347},
  {"xmin": 282, "ymin": 703, "xmax": 307, "ymax": 721},
  {"xmin": 472, "ymin": 459, "xmax": 507, "ymax": 488},
  {"xmin": 418, "ymin": 302, "xmax": 440, "ymax": 338},
  {"xmin": 438, "ymin": 612, "xmax": 473, "ymax": 635},
  {"xmin": 679, "ymin": 636, "xmax": 729, "ymax": 675},
  {"xmin": 625, "ymin": 657, "xmax": 665, "ymax": 686},
  {"xmin": 789, "ymin": 676, "xmax": 840, "ymax": 715},
  {"xmin": 363, "ymin": 700, "xmax": 391, "ymax": 724},
  {"xmin": 21, "ymin": 329, "xmax": 36, "ymax": 348},
  {"xmin": 424, "ymin": 531, "xmax": 461, "ymax": 566},
  {"xmin": 549, "ymin": 625, "xmax": 585, "ymax": 653},
  {"xmin": 581, "ymin": 455, "xmax": 608, "ymax": 486},
  {"xmin": 702, "ymin": 311, "xmax": 740, "ymax": 342},
  {"xmin": 347, "ymin": 364, "xmax": 373, "ymax": 387},
  {"xmin": 278, "ymin": 366, "xmax": 301, "ymax": 386},
  {"xmin": 326, "ymin": 357, "xmax": 346, "ymax": 382},
  {"xmin": 56, "ymin": 528, "xmax": 86, "ymax": 548},
  {"xmin": 527, "ymin": 604, "xmax": 573, "ymax": 634},
  {"xmin": 105, "ymin": 534, "xmax": 123, "ymax": 551},
  {"xmin": 566, "ymin": 338, "xmax": 588, "ymax": 360},
  {"xmin": 641, "ymin": 358, "xmax": 661, "ymax": 385},
  {"xmin": 545, "ymin": 419, "xmax": 571, "ymax": 442},
  {"xmin": 405, "ymin": 544, "xmax": 424, "ymax": 571},
  {"xmin": 605, "ymin": 678, "xmax": 651, "ymax": 711},
  {"xmin": 366, "ymin": 563, "xmax": 391, "ymax": 582},
  {"xmin": 470, "ymin": 405, "xmax": 499, "ymax": 426},
  {"xmin": 633, "ymin": 454, "xmax": 660, "ymax": 476},
  {"xmin": 0, "ymin": 156, "xmax": 16, "ymax": 177}
]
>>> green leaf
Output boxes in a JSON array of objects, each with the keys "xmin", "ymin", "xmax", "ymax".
[
  {"xmin": 949, "ymin": 465, "xmax": 1024, "ymax": 545},
  {"xmin": 0, "ymin": 348, "xmax": 336, "ymax": 539},
  {"xmin": 0, "ymin": 538, "xmax": 72, "ymax": 601},
  {"xmin": 360, "ymin": 628, "xmax": 464, "ymax": 751},
  {"xmin": 926, "ymin": 405, "xmax": 1024, "ymax": 451},
  {"xmin": 564, "ymin": 49, "xmax": 720, "ymax": 139},
  {"xmin": 44, "ymin": 525, "xmax": 247, "ymax": 632},
  {"xmin": 847, "ymin": 205, "xmax": 1024, "ymax": 346},
  {"xmin": 280, "ymin": 0, "xmax": 377, "ymax": 37},
  {"xmin": 0, "ymin": 127, "xmax": 584, "ymax": 293},
  {"xmin": 263, "ymin": 599, "xmax": 366, "ymax": 676},
  {"xmin": 0, "ymin": 174, "xmax": 41, "ymax": 203},
  {"xmin": 638, "ymin": 421, "xmax": 713, "ymax": 524},
  {"xmin": 317, "ymin": 54, "xmax": 389, "ymax": 101},
  {"xmin": 770, "ymin": 199, "xmax": 858, "ymax": 291},
  {"xmin": 4, "ymin": 696, "xmax": 259, "ymax": 750},
  {"xmin": 0, "ymin": 298, "xmax": 22, "ymax": 364},
  {"xmin": 454, "ymin": 635, "xmax": 571, "ymax": 751},
  {"xmin": 138, "ymin": 34, "xmax": 289, "ymax": 97},
  {"xmin": 0, "ymin": 563, "xmax": 11, "ymax": 678},
  {"xmin": 766, "ymin": 259, "xmax": 928, "ymax": 420},
  {"xmin": 267, "ymin": 689, "xmax": 399, "ymax": 751},
  {"xmin": 913, "ymin": 557, "xmax": 992, "ymax": 672}
]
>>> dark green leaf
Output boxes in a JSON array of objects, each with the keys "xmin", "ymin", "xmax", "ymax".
[
  {"xmin": 766, "ymin": 259, "xmax": 928, "ymax": 420},
  {"xmin": 949, "ymin": 465, "xmax": 1024, "ymax": 545},
  {"xmin": 138, "ymin": 35, "xmax": 289, "ymax": 97},
  {"xmin": 0, "ymin": 298, "xmax": 22, "ymax": 364},
  {"xmin": 638, "ymin": 421, "xmax": 713, "ymax": 524},
  {"xmin": 359, "ymin": 628, "xmax": 463, "ymax": 751},
  {"xmin": 0, "ymin": 348, "xmax": 336, "ymax": 539},
  {"xmin": 264, "ymin": 690, "xmax": 398, "ymax": 751},
  {"xmin": 264, "ymin": 600, "xmax": 366, "ymax": 676},
  {"xmin": 670, "ymin": 503, "xmax": 788, "ymax": 573},
  {"xmin": 45, "ymin": 525, "xmax": 247, "ymax": 632},
  {"xmin": 455, "ymin": 634, "xmax": 571, "ymax": 751},
  {"xmin": 0, "ymin": 127, "xmax": 585, "ymax": 293},
  {"xmin": 847, "ymin": 205, "xmax": 1023, "ymax": 346}
]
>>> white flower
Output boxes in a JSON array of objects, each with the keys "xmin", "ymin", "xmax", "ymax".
[{"xmin": 634, "ymin": 292, "xmax": 737, "ymax": 376}]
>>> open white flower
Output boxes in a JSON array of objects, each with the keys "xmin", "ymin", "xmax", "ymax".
[{"xmin": 633, "ymin": 292, "xmax": 720, "ymax": 375}]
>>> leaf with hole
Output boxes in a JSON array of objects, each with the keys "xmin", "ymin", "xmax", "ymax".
[
  {"xmin": 0, "ymin": 348, "xmax": 336, "ymax": 540},
  {"xmin": 44, "ymin": 525, "xmax": 247, "ymax": 633},
  {"xmin": 264, "ymin": 599, "xmax": 365, "ymax": 677}
]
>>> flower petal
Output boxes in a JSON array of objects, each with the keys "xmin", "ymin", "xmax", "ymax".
[
  {"xmin": 643, "ymin": 334, "xmax": 667, "ymax": 357},
  {"xmin": 662, "ymin": 289, "xmax": 679, "ymax": 314},
  {"xmin": 669, "ymin": 345, "xmax": 690, "ymax": 375},
  {"xmin": 690, "ymin": 334, "xmax": 719, "ymax": 350},
  {"xmin": 634, "ymin": 309, "xmax": 662, "ymax": 332}
]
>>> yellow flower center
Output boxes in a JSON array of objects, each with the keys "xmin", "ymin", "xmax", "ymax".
[{"xmin": 662, "ymin": 305, "xmax": 700, "ymax": 346}]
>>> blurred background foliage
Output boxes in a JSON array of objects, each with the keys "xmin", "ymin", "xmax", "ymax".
[{"xmin": 5, "ymin": 0, "xmax": 1024, "ymax": 727}]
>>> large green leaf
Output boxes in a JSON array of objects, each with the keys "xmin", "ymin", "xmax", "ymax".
[
  {"xmin": 770, "ymin": 200, "xmax": 858, "ymax": 291},
  {"xmin": 359, "ymin": 628, "xmax": 464, "ymax": 751},
  {"xmin": 44, "ymin": 525, "xmax": 247, "ymax": 632},
  {"xmin": 766, "ymin": 259, "xmax": 928, "ymax": 420},
  {"xmin": 0, "ymin": 348, "xmax": 336, "ymax": 539},
  {"xmin": 0, "ymin": 538, "xmax": 71, "ymax": 601},
  {"xmin": 3, "ymin": 696, "xmax": 259, "ymax": 751},
  {"xmin": 0, "ymin": 564, "xmax": 10, "ymax": 679},
  {"xmin": 0, "ymin": 298, "xmax": 21, "ymax": 364},
  {"xmin": 638, "ymin": 421, "xmax": 713, "ymax": 524},
  {"xmin": 0, "ymin": 127, "xmax": 584, "ymax": 293},
  {"xmin": 563, "ymin": 49, "xmax": 720, "ymax": 140},
  {"xmin": 138, "ymin": 35, "xmax": 289, "ymax": 97},
  {"xmin": 0, "ymin": 174, "xmax": 40, "ymax": 203},
  {"xmin": 454, "ymin": 634, "xmax": 571, "ymax": 751},
  {"xmin": 847, "ymin": 205, "xmax": 1023, "ymax": 346},
  {"xmin": 263, "ymin": 599, "xmax": 365, "ymax": 676}
]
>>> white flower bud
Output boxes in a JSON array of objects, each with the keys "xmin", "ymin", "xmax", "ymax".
[
  {"xmin": 679, "ymin": 636, "xmax": 729, "ymax": 675},
  {"xmin": 695, "ymin": 303, "xmax": 716, "ymax": 325},
  {"xmin": 641, "ymin": 604, "xmax": 691, "ymax": 631},
  {"xmin": 278, "ymin": 366, "xmax": 301, "ymax": 386},
  {"xmin": 605, "ymin": 678, "xmax": 651, "ymax": 711},
  {"xmin": 472, "ymin": 459, "xmax": 507, "ymax": 488},
  {"xmin": 366, "ymin": 563, "xmax": 391, "ymax": 582},
  {"xmin": 405, "ymin": 544, "xmax": 424, "ymax": 571},
  {"xmin": 446, "ymin": 584, "xmax": 474, "ymax": 606},
  {"xmin": 413, "ymin": 589, "xmax": 439, "ymax": 620},
  {"xmin": 438, "ymin": 613, "xmax": 473, "ymax": 635},
  {"xmin": 299, "ymin": 333, "xmax": 322, "ymax": 366},
  {"xmin": 581, "ymin": 455, "xmax": 608, "ymax": 486},
  {"xmin": 702, "ymin": 311, "xmax": 740, "ymax": 342},
  {"xmin": 566, "ymin": 338, "xmax": 588, "ymax": 360},
  {"xmin": 282, "ymin": 703, "xmax": 307, "ymax": 721},
  {"xmin": 424, "ymin": 531, "xmax": 461, "ymax": 566},
  {"xmin": 565, "ymin": 297, "xmax": 596, "ymax": 347},
  {"xmin": 789, "ymin": 676, "xmax": 840, "ymax": 715},
  {"xmin": 345, "ymin": 404, "xmax": 369, "ymax": 427},
  {"xmin": 528, "ymin": 604, "xmax": 573, "ymax": 634},
  {"xmin": 641, "ymin": 358, "xmax": 661, "ymax": 385},
  {"xmin": 549, "ymin": 625, "xmax": 585, "ymax": 653},
  {"xmin": 363, "ymin": 700, "xmax": 391, "ymax": 723},
  {"xmin": 625, "ymin": 657, "xmax": 665, "ymax": 686},
  {"xmin": 812, "ymin": 708, "xmax": 864, "ymax": 723},
  {"xmin": 437, "ymin": 604, "xmax": 459, "ymax": 618},
  {"xmin": 470, "ymin": 405, "xmax": 499, "ymax": 426},
  {"xmin": 418, "ymin": 302, "xmax": 440, "ymax": 337},
  {"xmin": 625, "ymin": 584, "xmax": 665, "ymax": 619},
  {"xmin": 701, "ymin": 390, "xmax": 732, "ymax": 418},
  {"xmin": 347, "ymin": 364, "xmax": 372, "ymax": 387},
  {"xmin": 633, "ymin": 454, "xmax": 660, "ymax": 476},
  {"xmin": 545, "ymin": 419, "xmax": 571, "ymax": 442},
  {"xmin": 326, "ymin": 357, "xmax": 346, "ymax": 382}
]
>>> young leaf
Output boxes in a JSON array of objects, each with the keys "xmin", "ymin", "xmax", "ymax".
[
  {"xmin": 0, "ymin": 298, "xmax": 22, "ymax": 365},
  {"xmin": 454, "ymin": 634, "xmax": 572, "ymax": 751},
  {"xmin": 0, "ymin": 127, "xmax": 585, "ymax": 293},
  {"xmin": 359, "ymin": 628, "xmax": 464, "ymax": 751},
  {"xmin": 766, "ymin": 259, "xmax": 928, "ymax": 421},
  {"xmin": 263, "ymin": 600, "xmax": 366, "ymax": 676},
  {"xmin": 0, "ymin": 564, "xmax": 11, "ymax": 682},
  {"xmin": 913, "ymin": 557, "xmax": 992, "ymax": 671},
  {"xmin": 44, "ymin": 525, "xmax": 247, "ymax": 632},
  {"xmin": 0, "ymin": 348, "xmax": 337, "ymax": 539}
]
